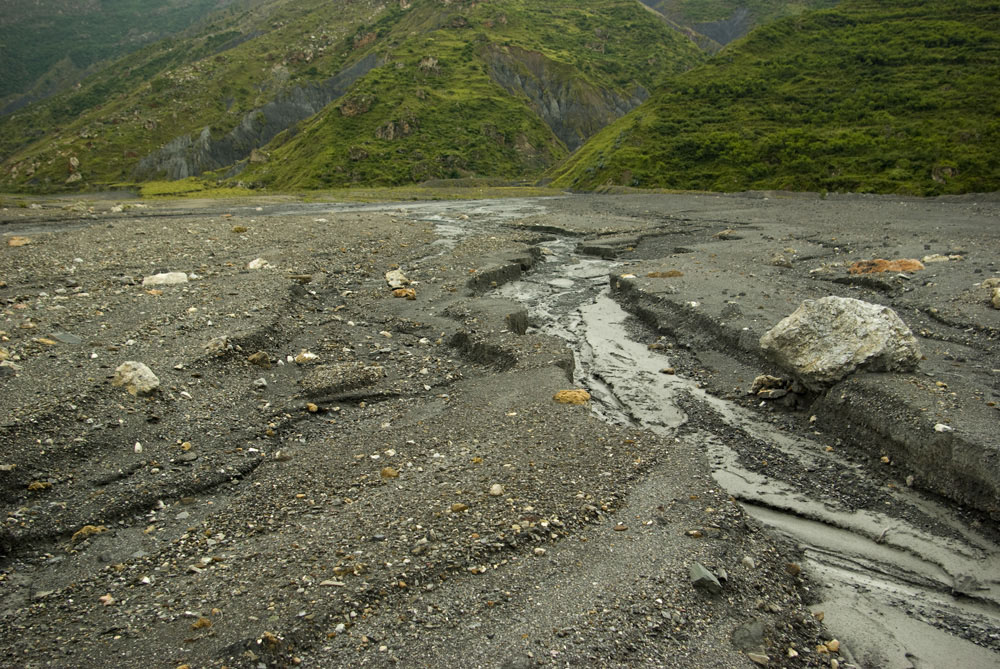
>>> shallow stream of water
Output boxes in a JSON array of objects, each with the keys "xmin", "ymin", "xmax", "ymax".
[
  {"xmin": 230, "ymin": 196, "xmax": 999, "ymax": 668},
  {"xmin": 470, "ymin": 205, "xmax": 1000, "ymax": 669}
]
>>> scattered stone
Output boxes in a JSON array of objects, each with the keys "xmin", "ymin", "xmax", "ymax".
[
  {"xmin": 248, "ymin": 351, "xmax": 271, "ymax": 368},
  {"xmin": 742, "ymin": 556, "xmax": 756, "ymax": 569},
  {"xmin": 300, "ymin": 363, "xmax": 385, "ymax": 396},
  {"xmin": 760, "ymin": 296, "xmax": 921, "ymax": 391},
  {"xmin": 294, "ymin": 351, "xmax": 320, "ymax": 365},
  {"xmin": 647, "ymin": 270, "xmax": 684, "ymax": 278},
  {"xmin": 769, "ymin": 253, "xmax": 793, "ymax": 268},
  {"xmin": 392, "ymin": 287, "xmax": 416, "ymax": 300},
  {"xmin": 533, "ymin": 547, "xmax": 546, "ymax": 556},
  {"xmin": 921, "ymin": 253, "xmax": 963, "ymax": 263},
  {"xmin": 489, "ymin": 483, "xmax": 505, "ymax": 497},
  {"xmin": 826, "ymin": 639, "xmax": 841, "ymax": 653},
  {"xmin": 112, "ymin": 361, "xmax": 160, "ymax": 396},
  {"xmin": 99, "ymin": 594, "xmax": 115, "ymax": 606},
  {"xmin": 992, "ymin": 287, "xmax": 1000, "ymax": 310},
  {"xmin": 381, "ymin": 467, "xmax": 399, "ymax": 479},
  {"xmin": 848, "ymin": 258, "xmax": 924, "ymax": 274},
  {"xmin": 289, "ymin": 274, "xmax": 312, "ymax": 284},
  {"xmin": 306, "ymin": 403, "xmax": 320, "ymax": 413},
  {"xmin": 27, "ymin": 481, "xmax": 51, "ymax": 491},
  {"xmin": 934, "ymin": 423, "xmax": 954, "ymax": 433},
  {"xmin": 72, "ymin": 524, "xmax": 108, "ymax": 542},
  {"xmin": 142, "ymin": 271, "xmax": 188, "ymax": 286},
  {"xmin": 385, "ymin": 269, "xmax": 410, "ymax": 288},
  {"xmin": 553, "ymin": 389, "xmax": 591, "ymax": 405},
  {"xmin": 689, "ymin": 562, "xmax": 722, "ymax": 595},
  {"xmin": 247, "ymin": 258, "xmax": 270, "ymax": 270},
  {"xmin": 7, "ymin": 236, "xmax": 32, "ymax": 247},
  {"xmin": 731, "ymin": 619, "xmax": 766, "ymax": 651},
  {"xmin": 785, "ymin": 562, "xmax": 801, "ymax": 577},
  {"xmin": 506, "ymin": 310, "xmax": 529, "ymax": 335},
  {"xmin": 751, "ymin": 374, "xmax": 784, "ymax": 393},
  {"xmin": 253, "ymin": 377, "xmax": 268, "ymax": 389},
  {"xmin": 51, "ymin": 332, "xmax": 83, "ymax": 345},
  {"xmin": 205, "ymin": 336, "xmax": 232, "ymax": 356},
  {"xmin": 450, "ymin": 503, "xmax": 469, "ymax": 513},
  {"xmin": 231, "ymin": 225, "xmax": 248, "ymax": 233},
  {"xmin": 746, "ymin": 652, "xmax": 770, "ymax": 666},
  {"xmin": 660, "ymin": 367, "xmax": 676, "ymax": 375}
]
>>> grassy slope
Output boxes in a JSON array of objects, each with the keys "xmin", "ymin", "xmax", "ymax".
[
  {"xmin": 248, "ymin": 0, "xmax": 706, "ymax": 189},
  {"xmin": 0, "ymin": 0, "xmax": 386, "ymax": 189},
  {"xmin": 642, "ymin": 0, "xmax": 839, "ymax": 24},
  {"xmin": 550, "ymin": 0, "xmax": 1000, "ymax": 195},
  {"xmin": 0, "ymin": 0, "xmax": 705, "ymax": 192}
]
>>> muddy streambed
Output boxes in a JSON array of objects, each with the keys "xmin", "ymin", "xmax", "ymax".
[{"xmin": 476, "ymin": 207, "xmax": 1000, "ymax": 668}]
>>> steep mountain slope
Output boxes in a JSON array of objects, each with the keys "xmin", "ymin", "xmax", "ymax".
[
  {"xmin": 0, "ymin": 0, "xmax": 706, "ymax": 192},
  {"xmin": 640, "ymin": 0, "xmax": 839, "ymax": 46},
  {"xmin": 550, "ymin": 0, "xmax": 1000, "ymax": 195},
  {"xmin": 0, "ymin": 0, "xmax": 262, "ymax": 113}
]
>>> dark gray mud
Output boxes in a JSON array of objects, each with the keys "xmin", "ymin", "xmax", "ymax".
[{"xmin": 0, "ymin": 192, "xmax": 998, "ymax": 668}]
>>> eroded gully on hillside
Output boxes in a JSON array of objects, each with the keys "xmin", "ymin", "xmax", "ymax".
[{"xmin": 243, "ymin": 196, "xmax": 999, "ymax": 668}]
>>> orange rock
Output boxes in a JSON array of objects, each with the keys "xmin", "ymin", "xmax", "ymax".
[
  {"xmin": 554, "ymin": 389, "xmax": 591, "ymax": 405},
  {"xmin": 392, "ymin": 287, "xmax": 416, "ymax": 300},
  {"xmin": 647, "ymin": 270, "xmax": 684, "ymax": 278},
  {"xmin": 848, "ymin": 259, "xmax": 924, "ymax": 274}
]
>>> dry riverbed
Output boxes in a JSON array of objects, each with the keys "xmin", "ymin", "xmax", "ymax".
[{"xmin": 0, "ymin": 192, "xmax": 997, "ymax": 668}]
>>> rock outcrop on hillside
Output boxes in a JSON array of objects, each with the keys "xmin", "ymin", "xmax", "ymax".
[
  {"xmin": 485, "ymin": 45, "xmax": 647, "ymax": 151},
  {"xmin": 134, "ymin": 53, "xmax": 382, "ymax": 180}
]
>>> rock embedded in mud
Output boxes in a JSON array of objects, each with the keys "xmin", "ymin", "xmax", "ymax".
[
  {"xmin": 553, "ymin": 389, "xmax": 591, "ymax": 405},
  {"xmin": 848, "ymin": 258, "xmax": 925, "ymax": 274},
  {"xmin": 112, "ymin": 361, "xmax": 160, "ymax": 395},
  {"xmin": 759, "ymin": 296, "xmax": 920, "ymax": 391},
  {"xmin": 142, "ymin": 271, "xmax": 188, "ymax": 286},
  {"xmin": 689, "ymin": 562, "xmax": 723, "ymax": 595}
]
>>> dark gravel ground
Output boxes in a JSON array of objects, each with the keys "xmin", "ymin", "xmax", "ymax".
[
  {"xmin": 0, "ymin": 196, "xmax": 829, "ymax": 669},
  {"xmin": 2, "ymin": 189, "xmax": 997, "ymax": 668}
]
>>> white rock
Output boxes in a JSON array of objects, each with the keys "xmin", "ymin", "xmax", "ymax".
[
  {"xmin": 760, "ymin": 296, "xmax": 920, "ymax": 391},
  {"xmin": 992, "ymin": 286, "xmax": 1000, "ymax": 310},
  {"xmin": 934, "ymin": 423, "xmax": 954, "ymax": 433},
  {"xmin": 385, "ymin": 269, "xmax": 409, "ymax": 289},
  {"xmin": 142, "ymin": 271, "xmax": 188, "ymax": 286},
  {"xmin": 247, "ymin": 257, "xmax": 271, "ymax": 270},
  {"xmin": 489, "ymin": 483, "xmax": 505, "ymax": 497},
  {"xmin": 112, "ymin": 361, "xmax": 160, "ymax": 396}
]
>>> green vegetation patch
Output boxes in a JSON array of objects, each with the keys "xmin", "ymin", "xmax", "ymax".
[{"xmin": 551, "ymin": 0, "xmax": 1000, "ymax": 195}]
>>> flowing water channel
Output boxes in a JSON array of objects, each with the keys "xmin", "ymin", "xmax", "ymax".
[{"xmin": 245, "ymin": 197, "xmax": 1000, "ymax": 668}]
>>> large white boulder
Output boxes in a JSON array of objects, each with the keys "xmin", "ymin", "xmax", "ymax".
[{"xmin": 760, "ymin": 296, "xmax": 920, "ymax": 391}]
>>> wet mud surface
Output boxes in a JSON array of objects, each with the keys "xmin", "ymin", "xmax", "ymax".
[{"xmin": 0, "ymin": 192, "xmax": 998, "ymax": 668}]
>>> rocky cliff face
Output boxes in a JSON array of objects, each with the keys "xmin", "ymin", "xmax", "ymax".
[
  {"xmin": 135, "ymin": 53, "xmax": 381, "ymax": 180},
  {"xmin": 694, "ymin": 7, "xmax": 753, "ymax": 46},
  {"xmin": 485, "ymin": 46, "xmax": 646, "ymax": 152}
]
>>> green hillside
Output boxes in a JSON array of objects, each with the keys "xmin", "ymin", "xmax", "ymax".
[
  {"xmin": 0, "ymin": 0, "xmax": 705, "ymax": 192},
  {"xmin": 0, "ymin": 0, "xmax": 260, "ymax": 110},
  {"xmin": 550, "ymin": 0, "xmax": 1000, "ymax": 195},
  {"xmin": 244, "ymin": 0, "xmax": 706, "ymax": 189}
]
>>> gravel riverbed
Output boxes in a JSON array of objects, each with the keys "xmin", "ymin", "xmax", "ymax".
[{"xmin": 1, "ymin": 191, "xmax": 997, "ymax": 668}]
